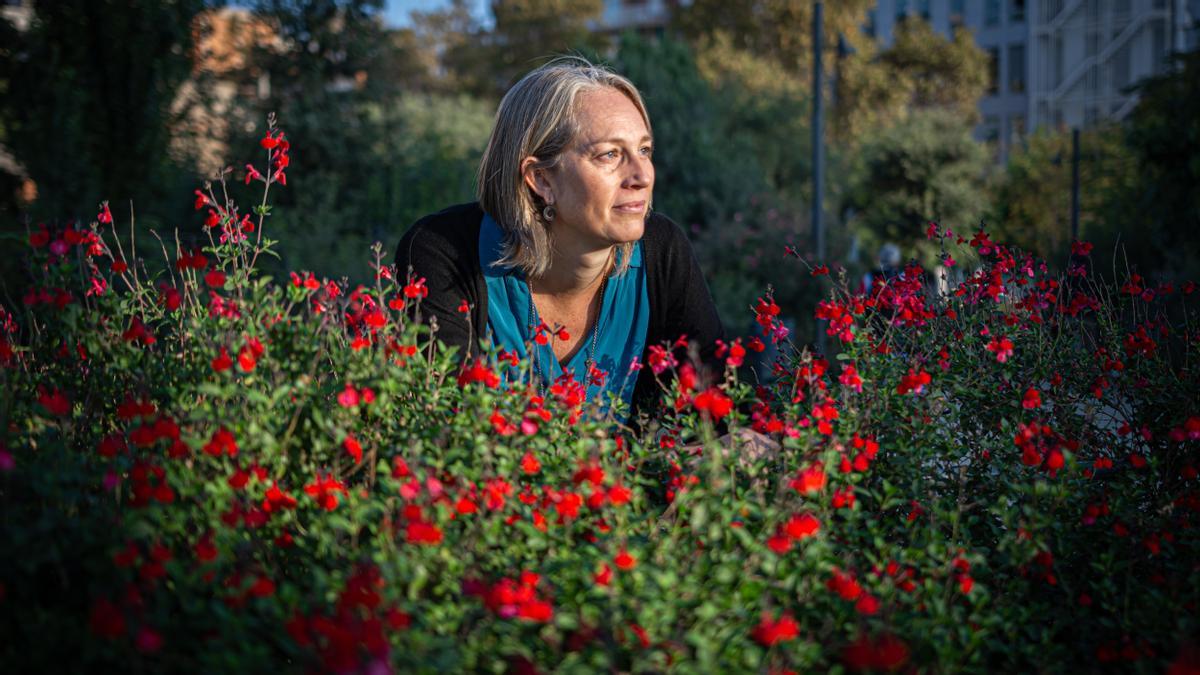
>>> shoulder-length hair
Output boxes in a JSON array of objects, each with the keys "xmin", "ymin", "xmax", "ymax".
[{"xmin": 476, "ymin": 56, "xmax": 651, "ymax": 279}]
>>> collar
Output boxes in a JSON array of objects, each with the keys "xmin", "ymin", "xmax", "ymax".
[{"xmin": 479, "ymin": 211, "xmax": 642, "ymax": 279}]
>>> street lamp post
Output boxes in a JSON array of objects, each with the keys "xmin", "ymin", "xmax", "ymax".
[{"xmin": 812, "ymin": 1, "xmax": 826, "ymax": 357}]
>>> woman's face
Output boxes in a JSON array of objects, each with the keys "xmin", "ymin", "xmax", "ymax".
[{"xmin": 527, "ymin": 87, "xmax": 654, "ymax": 252}]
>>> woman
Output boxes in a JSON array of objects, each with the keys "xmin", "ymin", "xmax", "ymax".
[{"xmin": 394, "ymin": 57, "xmax": 724, "ymax": 426}]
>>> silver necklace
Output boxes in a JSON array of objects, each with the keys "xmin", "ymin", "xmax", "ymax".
[{"xmin": 527, "ymin": 273, "xmax": 607, "ymax": 388}]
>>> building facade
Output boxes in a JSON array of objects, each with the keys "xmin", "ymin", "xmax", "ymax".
[{"xmin": 865, "ymin": 0, "xmax": 1199, "ymax": 160}]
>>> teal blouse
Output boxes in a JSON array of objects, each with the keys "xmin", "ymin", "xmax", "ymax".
[{"xmin": 479, "ymin": 212, "xmax": 650, "ymax": 420}]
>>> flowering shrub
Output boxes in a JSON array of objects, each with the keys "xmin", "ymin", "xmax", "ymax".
[{"xmin": 2, "ymin": 121, "xmax": 1199, "ymax": 673}]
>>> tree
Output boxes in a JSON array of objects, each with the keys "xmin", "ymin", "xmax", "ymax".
[
  {"xmin": 613, "ymin": 33, "xmax": 764, "ymax": 228},
  {"xmin": 843, "ymin": 107, "xmax": 991, "ymax": 265},
  {"xmin": 835, "ymin": 18, "xmax": 989, "ymax": 141},
  {"xmin": 428, "ymin": 0, "xmax": 605, "ymax": 99},
  {"xmin": 987, "ymin": 124, "xmax": 1136, "ymax": 270},
  {"xmin": 0, "ymin": 0, "xmax": 211, "ymax": 220},
  {"xmin": 675, "ymin": 0, "xmax": 873, "ymax": 77},
  {"xmin": 1113, "ymin": 49, "xmax": 1200, "ymax": 280}
]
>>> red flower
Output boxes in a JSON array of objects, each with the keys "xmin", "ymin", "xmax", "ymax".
[
  {"xmin": 896, "ymin": 368, "xmax": 931, "ymax": 395},
  {"xmin": 211, "ymin": 347, "xmax": 232, "ymax": 372},
  {"xmin": 783, "ymin": 513, "xmax": 820, "ymax": 539},
  {"xmin": 458, "ymin": 359, "xmax": 500, "ymax": 388},
  {"xmin": 827, "ymin": 568, "xmax": 862, "ymax": 600},
  {"xmin": 194, "ymin": 533, "xmax": 218, "ymax": 562},
  {"xmin": 37, "ymin": 387, "xmax": 71, "ymax": 416},
  {"xmin": 203, "ymin": 427, "xmax": 238, "ymax": 457},
  {"xmin": 842, "ymin": 633, "xmax": 910, "ymax": 671},
  {"xmin": 614, "ymin": 549, "xmax": 637, "ymax": 571},
  {"xmin": 520, "ymin": 452, "xmax": 541, "ymax": 475},
  {"xmin": 594, "ymin": 563, "xmax": 613, "ymax": 586},
  {"xmin": 249, "ymin": 576, "xmax": 276, "ymax": 598},
  {"xmin": 205, "ymin": 269, "xmax": 226, "ymax": 288},
  {"xmin": 855, "ymin": 594, "xmax": 880, "ymax": 615},
  {"xmin": 405, "ymin": 520, "xmax": 443, "ymax": 545},
  {"xmin": 693, "ymin": 387, "xmax": 733, "ymax": 421},
  {"xmin": 262, "ymin": 482, "xmax": 298, "ymax": 513},
  {"xmin": 790, "ymin": 463, "xmax": 826, "ymax": 495},
  {"xmin": 304, "ymin": 472, "xmax": 348, "ymax": 511},
  {"xmin": 344, "ymin": 435, "xmax": 363, "ymax": 464},
  {"xmin": 403, "ymin": 277, "xmax": 429, "ymax": 299},
  {"xmin": 88, "ymin": 598, "xmax": 126, "ymax": 639},
  {"xmin": 986, "ymin": 336, "xmax": 1014, "ymax": 363},
  {"xmin": 752, "ymin": 612, "xmax": 800, "ymax": 646},
  {"xmin": 517, "ymin": 599, "xmax": 554, "ymax": 623},
  {"xmin": 1022, "ymin": 387, "xmax": 1042, "ymax": 409},
  {"xmin": 237, "ymin": 345, "xmax": 257, "ymax": 372}
]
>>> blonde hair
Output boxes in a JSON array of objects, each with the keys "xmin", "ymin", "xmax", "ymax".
[{"xmin": 476, "ymin": 56, "xmax": 652, "ymax": 279}]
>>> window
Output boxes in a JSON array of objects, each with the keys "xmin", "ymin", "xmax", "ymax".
[
  {"xmin": 983, "ymin": 115, "xmax": 1001, "ymax": 143},
  {"xmin": 1010, "ymin": 114, "xmax": 1027, "ymax": 143},
  {"xmin": 950, "ymin": 0, "xmax": 966, "ymax": 28},
  {"xmin": 1008, "ymin": 43, "xmax": 1026, "ymax": 93},
  {"xmin": 1114, "ymin": 42, "xmax": 1131, "ymax": 90},
  {"xmin": 917, "ymin": 0, "xmax": 931, "ymax": 21},
  {"xmin": 1010, "ymin": 0, "xmax": 1026, "ymax": 23},
  {"xmin": 1086, "ymin": 30, "xmax": 1100, "ymax": 57},
  {"xmin": 1152, "ymin": 20, "xmax": 1167, "ymax": 72},
  {"xmin": 896, "ymin": 0, "xmax": 909, "ymax": 22},
  {"xmin": 1042, "ymin": 0, "xmax": 1064, "ymax": 23},
  {"xmin": 987, "ymin": 47, "xmax": 1000, "ymax": 95},
  {"xmin": 985, "ymin": 0, "xmax": 1001, "ymax": 27},
  {"xmin": 1054, "ymin": 38, "xmax": 1063, "ymax": 86},
  {"xmin": 1084, "ymin": 105, "xmax": 1099, "ymax": 128},
  {"xmin": 1114, "ymin": 0, "xmax": 1131, "ymax": 20},
  {"xmin": 864, "ymin": 9, "xmax": 876, "ymax": 38}
]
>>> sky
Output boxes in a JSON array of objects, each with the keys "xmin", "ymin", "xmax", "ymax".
[{"xmin": 384, "ymin": 0, "xmax": 490, "ymax": 28}]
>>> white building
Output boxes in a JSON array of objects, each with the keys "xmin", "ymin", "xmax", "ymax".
[
  {"xmin": 865, "ymin": 0, "xmax": 1199, "ymax": 160},
  {"xmin": 594, "ymin": 0, "xmax": 692, "ymax": 37}
]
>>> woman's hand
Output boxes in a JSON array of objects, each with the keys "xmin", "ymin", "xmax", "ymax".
[{"xmin": 683, "ymin": 428, "xmax": 782, "ymax": 471}]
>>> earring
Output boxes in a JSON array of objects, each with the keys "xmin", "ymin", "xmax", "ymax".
[{"xmin": 542, "ymin": 204, "xmax": 556, "ymax": 222}]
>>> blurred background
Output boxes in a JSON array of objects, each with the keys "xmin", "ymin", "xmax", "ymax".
[{"xmin": 1, "ymin": 0, "xmax": 1198, "ymax": 346}]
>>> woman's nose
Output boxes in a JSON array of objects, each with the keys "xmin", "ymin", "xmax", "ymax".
[{"xmin": 623, "ymin": 155, "xmax": 652, "ymax": 189}]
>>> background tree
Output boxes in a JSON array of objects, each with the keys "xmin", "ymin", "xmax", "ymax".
[
  {"xmin": 0, "ymin": 0, "xmax": 211, "ymax": 221},
  {"xmin": 835, "ymin": 19, "xmax": 989, "ymax": 142},
  {"xmin": 1110, "ymin": 49, "xmax": 1200, "ymax": 280},
  {"xmin": 842, "ymin": 107, "xmax": 991, "ymax": 266},
  {"xmin": 987, "ymin": 124, "xmax": 1136, "ymax": 271},
  {"xmin": 429, "ymin": 0, "xmax": 605, "ymax": 99}
]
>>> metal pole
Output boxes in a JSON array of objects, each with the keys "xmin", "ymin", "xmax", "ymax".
[
  {"xmin": 812, "ymin": 1, "xmax": 826, "ymax": 356},
  {"xmin": 1071, "ymin": 127, "xmax": 1080, "ymax": 243}
]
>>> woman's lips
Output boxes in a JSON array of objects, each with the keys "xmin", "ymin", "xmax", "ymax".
[{"xmin": 614, "ymin": 201, "xmax": 645, "ymax": 213}]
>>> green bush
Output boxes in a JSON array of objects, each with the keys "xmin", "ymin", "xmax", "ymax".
[{"xmin": 2, "ymin": 121, "xmax": 1199, "ymax": 674}]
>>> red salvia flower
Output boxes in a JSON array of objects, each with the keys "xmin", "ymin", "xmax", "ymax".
[
  {"xmin": 304, "ymin": 472, "xmax": 348, "ymax": 511},
  {"xmin": 751, "ymin": 612, "xmax": 799, "ymax": 646}
]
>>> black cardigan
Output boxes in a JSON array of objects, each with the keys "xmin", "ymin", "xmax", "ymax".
[{"xmin": 393, "ymin": 202, "xmax": 725, "ymax": 423}]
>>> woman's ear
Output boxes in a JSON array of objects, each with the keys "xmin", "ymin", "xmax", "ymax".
[{"xmin": 520, "ymin": 156, "xmax": 554, "ymax": 205}]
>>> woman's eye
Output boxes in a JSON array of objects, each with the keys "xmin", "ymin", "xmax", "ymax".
[
  {"xmin": 640, "ymin": 145, "xmax": 653, "ymax": 156},
  {"xmin": 598, "ymin": 150, "xmax": 619, "ymax": 161}
]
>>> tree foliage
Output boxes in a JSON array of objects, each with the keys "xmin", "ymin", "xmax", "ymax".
[
  {"xmin": 0, "ymin": 0, "xmax": 210, "ymax": 220},
  {"xmin": 1116, "ymin": 49, "xmax": 1200, "ymax": 279},
  {"xmin": 843, "ymin": 108, "xmax": 991, "ymax": 264},
  {"xmin": 988, "ymin": 125, "xmax": 1137, "ymax": 271},
  {"xmin": 835, "ymin": 19, "xmax": 989, "ymax": 141}
]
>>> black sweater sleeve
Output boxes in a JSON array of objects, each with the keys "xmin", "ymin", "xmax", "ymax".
[
  {"xmin": 654, "ymin": 216, "xmax": 726, "ymax": 370},
  {"xmin": 629, "ymin": 214, "xmax": 726, "ymax": 426},
  {"xmin": 392, "ymin": 203, "xmax": 486, "ymax": 357}
]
